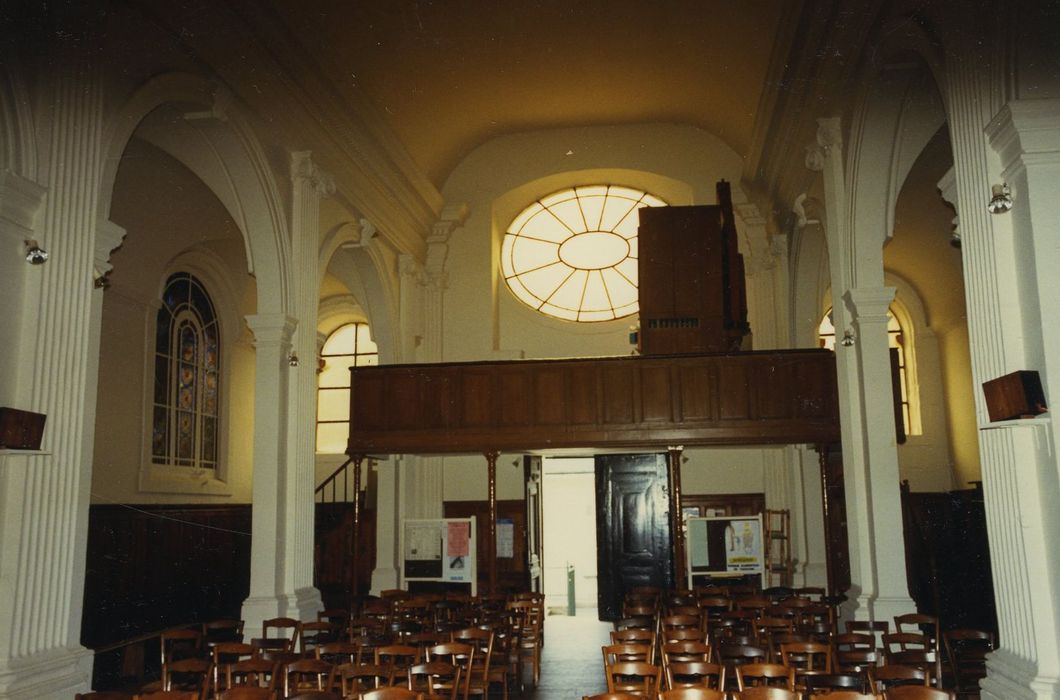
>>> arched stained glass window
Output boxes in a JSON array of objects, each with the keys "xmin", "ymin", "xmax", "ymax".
[
  {"xmin": 152, "ymin": 272, "xmax": 220, "ymax": 469},
  {"xmin": 501, "ymin": 185, "xmax": 666, "ymax": 322},
  {"xmin": 317, "ymin": 322, "xmax": 378, "ymax": 453}
]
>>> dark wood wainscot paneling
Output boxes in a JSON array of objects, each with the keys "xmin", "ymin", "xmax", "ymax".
[
  {"xmin": 443, "ymin": 500, "xmax": 527, "ymax": 594},
  {"xmin": 349, "ymin": 350, "xmax": 839, "ymax": 454},
  {"xmin": 82, "ymin": 504, "xmax": 252, "ymax": 648}
]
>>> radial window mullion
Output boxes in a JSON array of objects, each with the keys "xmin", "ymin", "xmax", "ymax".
[{"xmin": 501, "ymin": 185, "xmax": 665, "ymax": 322}]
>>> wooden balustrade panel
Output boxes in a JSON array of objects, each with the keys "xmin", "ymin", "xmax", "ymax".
[{"xmin": 348, "ymin": 350, "xmax": 838, "ymax": 454}]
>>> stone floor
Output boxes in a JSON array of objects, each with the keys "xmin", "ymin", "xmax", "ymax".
[{"xmin": 524, "ymin": 611, "xmax": 611, "ymax": 700}]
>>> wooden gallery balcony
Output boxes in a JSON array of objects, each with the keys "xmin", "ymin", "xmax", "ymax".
[{"xmin": 347, "ymin": 349, "xmax": 839, "ymax": 455}]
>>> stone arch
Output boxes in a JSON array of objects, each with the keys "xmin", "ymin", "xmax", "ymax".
[
  {"xmin": 319, "ymin": 222, "xmax": 401, "ymax": 365},
  {"xmin": 99, "ymin": 72, "xmax": 290, "ymax": 316}
]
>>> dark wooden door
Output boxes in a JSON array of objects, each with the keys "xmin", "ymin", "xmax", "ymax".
[{"xmin": 595, "ymin": 453, "xmax": 673, "ymax": 621}]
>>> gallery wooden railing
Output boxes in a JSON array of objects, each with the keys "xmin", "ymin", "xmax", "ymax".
[{"xmin": 347, "ymin": 349, "xmax": 839, "ymax": 454}]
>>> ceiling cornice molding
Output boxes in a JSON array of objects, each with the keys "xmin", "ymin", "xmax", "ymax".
[{"xmin": 141, "ymin": 0, "xmax": 438, "ymax": 262}]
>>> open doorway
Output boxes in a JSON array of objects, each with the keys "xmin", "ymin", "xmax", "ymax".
[{"xmin": 541, "ymin": 456, "xmax": 598, "ymax": 615}]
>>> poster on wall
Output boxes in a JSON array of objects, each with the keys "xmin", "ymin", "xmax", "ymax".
[
  {"xmin": 497, "ymin": 518, "xmax": 514, "ymax": 558},
  {"xmin": 685, "ymin": 514, "xmax": 764, "ymax": 586},
  {"xmin": 446, "ymin": 520, "xmax": 470, "ymax": 580}
]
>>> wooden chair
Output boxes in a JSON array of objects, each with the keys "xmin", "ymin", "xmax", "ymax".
[
  {"xmin": 282, "ymin": 658, "xmax": 336, "ymax": 698},
  {"xmin": 884, "ymin": 687, "xmax": 953, "ymax": 699},
  {"xmin": 813, "ymin": 694, "xmax": 880, "ymax": 700},
  {"xmin": 614, "ymin": 615, "xmax": 656, "ymax": 633},
  {"xmin": 204, "ymin": 620, "xmax": 246, "ymax": 646},
  {"xmin": 732, "ymin": 688, "xmax": 800, "ymax": 700},
  {"xmin": 735, "ymin": 663, "xmax": 796, "ymax": 691},
  {"xmin": 285, "ymin": 693, "xmax": 343, "ymax": 700},
  {"xmin": 603, "ymin": 661, "xmax": 662, "ymax": 697},
  {"xmin": 507, "ymin": 600, "xmax": 542, "ymax": 686},
  {"xmin": 802, "ymin": 672, "xmax": 869, "ymax": 694},
  {"xmin": 160, "ymin": 628, "xmax": 203, "ymax": 666},
  {"xmin": 449, "ymin": 628, "xmax": 493, "ymax": 700},
  {"xmin": 76, "ymin": 693, "xmax": 133, "ymax": 700},
  {"xmin": 224, "ymin": 658, "xmax": 278, "ymax": 690},
  {"xmin": 408, "ymin": 660, "xmax": 462, "ymax": 700},
  {"xmin": 161, "ymin": 657, "xmax": 210, "ymax": 698},
  {"xmin": 336, "ymin": 662, "xmax": 393, "ymax": 696},
  {"xmin": 658, "ymin": 689, "xmax": 725, "ymax": 700},
  {"xmin": 299, "ymin": 621, "xmax": 335, "ymax": 654},
  {"xmin": 363, "ymin": 688, "xmax": 422, "ymax": 700},
  {"xmin": 660, "ymin": 641, "xmax": 712, "ymax": 669},
  {"xmin": 871, "ymin": 664, "xmax": 930, "ymax": 694},
  {"xmin": 211, "ymin": 642, "xmax": 256, "ymax": 694},
  {"xmin": 257, "ymin": 617, "xmax": 300, "ymax": 654},
  {"xmin": 602, "ymin": 642, "xmax": 655, "ymax": 666},
  {"xmin": 716, "ymin": 643, "xmax": 767, "ymax": 691},
  {"xmin": 376, "ymin": 643, "xmax": 424, "ymax": 680},
  {"xmin": 943, "ymin": 629, "xmax": 994, "ymax": 697},
  {"xmin": 427, "ymin": 642, "xmax": 476, "ymax": 700},
  {"xmin": 316, "ymin": 641, "xmax": 360, "ymax": 666},
  {"xmin": 779, "ymin": 641, "xmax": 831, "ymax": 686},
  {"xmin": 134, "ymin": 693, "xmax": 200, "ymax": 700},
  {"xmin": 611, "ymin": 628, "xmax": 656, "ymax": 647},
  {"xmin": 663, "ymin": 661, "xmax": 725, "ymax": 691},
  {"xmin": 582, "ymin": 694, "xmax": 642, "ymax": 700}
]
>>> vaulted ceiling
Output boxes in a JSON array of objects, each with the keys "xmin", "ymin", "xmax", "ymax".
[{"xmin": 268, "ymin": 0, "xmax": 790, "ymax": 188}]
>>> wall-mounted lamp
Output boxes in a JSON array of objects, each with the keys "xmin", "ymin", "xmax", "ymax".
[
  {"xmin": 94, "ymin": 273, "xmax": 111, "ymax": 290},
  {"xmin": 840, "ymin": 330, "xmax": 856, "ymax": 347},
  {"xmin": 949, "ymin": 231, "xmax": 962, "ymax": 249},
  {"xmin": 24, "ymin": 239, "xmax": 48, "ymax": 265},
  {"xmin": 987, "ymin": 183, "xmax": 1013, "ymax": 214},
  {"xmin": 288, "ymin": 353, "xmax": 300, "ymax": 367}
]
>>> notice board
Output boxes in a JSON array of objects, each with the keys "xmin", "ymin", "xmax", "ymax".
[
  {"xmin": 686, "ymin": 514, "xmax": 764, "ymax": 587},
  {"xmin": 400, "ymin": 517, "xmax": 477, "ymax": 595}
]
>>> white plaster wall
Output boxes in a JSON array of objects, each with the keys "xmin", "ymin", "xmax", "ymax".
[
  {"xmin": 91, "ymin": 138, "xmax": 257, "ymax": 503},
  {"xmin": 680, "ymin": 446, "xmax": 768, "ymax": 495}
]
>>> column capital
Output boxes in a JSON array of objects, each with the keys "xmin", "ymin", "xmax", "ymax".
[
  {"xmin": 806, "ymin": 118, "xmax": 843, "ymax": 171},
  {"xmin": 843, "ymin": 286, "xmax": 896, "ymax": 323},
  {"xmin": 94, "ymin": 219, "xmax": 127, "ymax": 281},
  {"xmin": 245, "ymin": 314, "xmax": 298, "ymax": 347},
  {"xmin": 429, "ymin": 203, "xmax": 470, "ymax": 245},
  {"xmin": 290, "ymin": 151, "xmax": 335, "ymax": 198},
  {"xmin": 793, "ymin": 193, "xmax": 823, "ymax": 229}
]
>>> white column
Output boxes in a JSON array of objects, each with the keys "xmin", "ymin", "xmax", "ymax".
[
  {"xmin": 845, "ymin": 286, "xmax": 915, "ymax": 622},
  {"xmin": 808, "ymin": 118, "xmax": 915, "ymax": 624},
  {"xmin": 973, "ymin": 98, "xmax": 1060, "ymax": 700},
  {"xmin": 371, "ymin": 457, "xmax": 402, "ymax": 594},
  {"xmin": 0, "ymin": 66, "xmax": 105, "ymax": 699},
  {"xmin": 241, "ymin": 314, "xmax": 317, "ymax": 635}
]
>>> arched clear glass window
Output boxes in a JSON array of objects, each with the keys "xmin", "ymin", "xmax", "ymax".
[
  {"xmin": 152, "ymin": 272, "xmax": 220, "ymax": 469},
  {"xmin": 317, "ymin": 322, "xmax": 378, "ymax": 453},
  {"xmin": 818, "ymin": 307, "xmax": 915, "ymax": 436},
  {"xmin": 501, "ymin": 185, "xmax": 667, "ymax": 322}
]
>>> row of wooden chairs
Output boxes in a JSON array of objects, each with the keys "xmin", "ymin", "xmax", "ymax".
[{"xmin": 585, "ymin": 686, "xmax": 954, "ymax": 699}]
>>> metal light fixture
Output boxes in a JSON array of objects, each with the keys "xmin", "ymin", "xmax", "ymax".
[
  {"xmin": 987, "ymin": 183, "xmax": 1013, "ymax": 214},
  {"xmin": 24, "ymin": 239, "xmax": 48, "ymax": 265},
  {"xmin": 840, "ymin": 330, "xmax": 856, "ymax": 347},
  {"xmin": 288, "ymin": 353, "xmax": 300, "ymax": 367}
]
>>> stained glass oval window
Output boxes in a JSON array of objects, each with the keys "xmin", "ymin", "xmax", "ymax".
[{"xmin": 501, "ymin": 185, "xmax": 666, "ymax": 322}]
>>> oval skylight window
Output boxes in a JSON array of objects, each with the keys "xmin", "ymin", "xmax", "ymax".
[{"xmin": 501, "ymin": 185, "xmax": 667, "ymax": 322}]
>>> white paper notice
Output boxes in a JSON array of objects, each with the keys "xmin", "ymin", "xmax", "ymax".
[
  {"xmin": 497, "ymin": 519, "xmax": 514, "ymax": 558},
  {"xmin": 406, "ymin": 522, "xmax": 442, "ymax": 560}
]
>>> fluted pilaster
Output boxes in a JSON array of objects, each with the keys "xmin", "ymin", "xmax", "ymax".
[{"xmin": 0, "ymin": 65, "xmax": 104, "ymax": 698}]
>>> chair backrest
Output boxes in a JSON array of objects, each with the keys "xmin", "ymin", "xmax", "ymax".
[
  {"xmin": 204, "ymin": 619, "xmax": 246, "ymax": 645},
  {"xmin": 283, "ymin": 658, "xmax": 335, "ymax": 697},
  {"xmin": 802, "ymin": 673, "xmax": 867, "ymax": 693},
  {"xmin": 717, "ymin": 643, "xmax": 767, "ymax": 666},
  {"xmin": 583, "ymin": 694, "xmax": 642, "ymax": 700},
  {"xmin": 376, "ymin": 643, "xmax": 424, "ymax": 671},
  {"xmin": 162, "ymin": 657, "xmax": 211, "ymax": 695},
  {"xmin": 337, "ymin": 662, "xmax": 394, "ymax": 696},
  {"xmin": 893, "ymin": 614, "xmax": 940, "ymax": 648},
  {"xmin": 815, "ymin": 693, "xmax": 878, "ymax": 700},
  {"xmin": 225, "ymin": 658, "xmax": 278, "ymax": 690},
  {"xmin": 779, "ymin": 641, "xmax": 831, "ymax": 672},
  {"xmin": 658, "ymin": 689, "xmax": 725, "ymax": 700},
  {"xmin": 285, "ymin": 693, "xmax": 342, "ymax": 700},
  {"xmin": 611, "ymin": 628, "xmax": 656, "ymax": 647},
  {"xmin": 160, "ymin": 628, "xmax": 203, "ymax": 666},
  {"xmin": 135, "ymin": 692, "xmax": 201, "ymax": 700},
  {"xmin": 735, "ymin": 663, "xmax": 796, "ymax": 691},
  {"xmin": 732, "ymin": 688, "xmax": 799, "ymax": 700},
  {"xmin": 408, "ymin": 661, "xmax": 462, "ymax": 700},
  {"xmin": 604, "ymin": 661, "xmax": 662, "ymax": 696},
  {"xmin": 75, "ymin": 693, "xmax": 133, "ymax": 700},
  {"xmin": 664, "ymin": 661, "xmax": 725, "ymax": 691},
  {"xmin": 602, "ymin": 643, "xmax": 654, "ymax": 666},
  {"xmin": 660, "ymin": 641, "xmax": 712, "ymax": 667},
  {"xmin": 871, "ymin": 664, "xmax": 930, "ymax": 693}
]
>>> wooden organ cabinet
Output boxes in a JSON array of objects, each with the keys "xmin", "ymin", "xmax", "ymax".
[{"xmin": 637, "ymin": 180, "xmax": 750, "ymax": 355}]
